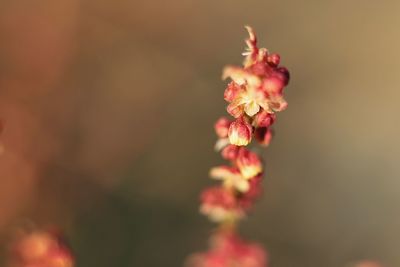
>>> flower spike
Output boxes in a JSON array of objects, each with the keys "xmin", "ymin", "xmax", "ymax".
[{"xmin": 187, "ymin": 26, "xmax": 290, "ymax": 267}]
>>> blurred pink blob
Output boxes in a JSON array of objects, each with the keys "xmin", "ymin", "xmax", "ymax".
[
  {"xmin": 8, "ymin": 228, "xmax": 74, "ymax": 267},
  {"xmin": 355, "ymin": 260, "xmax": 384, "ymax": 267},
  {"xmin": 187, "ymin": 231, "xmax": 268, "ymax": 267}
]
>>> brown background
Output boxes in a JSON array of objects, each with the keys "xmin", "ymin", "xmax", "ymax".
[{"xmin": 0, "ymin": 0, "xmax": 399, "ymax": 266}]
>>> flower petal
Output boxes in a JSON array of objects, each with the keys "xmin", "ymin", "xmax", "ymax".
[{"xmin": 244, "ymin": 101, "xmax": 260, "ymax": 117}]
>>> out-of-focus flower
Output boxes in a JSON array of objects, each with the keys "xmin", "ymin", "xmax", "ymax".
[
  {"xmin": 221, "ymin": 145, "xmax": 240, "ymax": 161},
  {"xmin": 214, "ymin": 138, "xmax": 230, "ymax": 152},
  {"xmin": 236, "ymin": 148, "xmax": 262, "ymax": 179},
  {"xmin": 253, "ymin": 110, "xmax": 275, "ymax": 128},
  {"xmin": 187, "ymin": 232, "xmax": 268, "ymax": 267},
  {"xmin": 267, "ymin": 53, "xmax": 280, "ymax": 66},
  {"xmin": 10, "ymin": 229, "xmax": 74, "ymax": 267},
  {"xmin": 238, "ymin": 175, "xmax": 263, "ymax": 210},
  {"xmin": 200, "ymin": 187, "xmax": 244, "ymax": 222},
  {"xmin": 228, "ymin": 117, "xmax": 252, "ymax": 146},
  {"xmin": 210, "ymin": 166, "xmax": 249, "ymax": 192},
  {"xmin": 224, "ymin": 82, "xmax": 243, "ymax": 103},
  {"xmin": 275, "ymin": 67, "xmax": 290, "ymax": 86},
  {"xmin": 214, "ymin": 117, "xmax": 232, "ymax": 138},
  {"xmin": 254, "ymin": 127, "xmax": 273, "ymax": 147}
]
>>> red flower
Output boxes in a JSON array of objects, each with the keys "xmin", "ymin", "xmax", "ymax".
[
  {"xmin": 236, "ymin": 148, "xmax": 263, "ymax": 179},
  {"xmin": 267, "ymin": 53, "xmax": 280, "ymax": 66},
  {"xmin": 238, "ymin": 175, "xmax": 263, "ymax": 210},
  {"xmin": 200, "ymin": 187, "xmax": 243, "ymax": 222},
  {"xmin": 224, "ymin": 82, "xmax": 242, "ymax": 103},
  {"xmin": 228, "ymin": 117, "xmax": 252, "ymax": 146},
  {"xmin": 254, "ymin": 111, "xmax": 276, "ymax": 128},
  {"xmin": 210, "ymin": 166, "xmax": 249, "ymax": 193},
  {"xmin": 221, "ymin": 145, "xmax": 240, "ymax": 161}
]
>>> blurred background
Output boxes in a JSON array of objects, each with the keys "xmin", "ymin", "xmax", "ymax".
[{"xmin": 0, "ymin": 0, "xmax": 400, "ymax": 266}]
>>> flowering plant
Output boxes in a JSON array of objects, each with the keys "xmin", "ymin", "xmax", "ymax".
[{"xmin": 187, "ymin": 26, "xmax": 290, "ymax": 267}]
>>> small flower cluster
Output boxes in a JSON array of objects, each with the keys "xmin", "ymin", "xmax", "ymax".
[
  {"xmin": 8, "ymin": 229, "xmax": 74, "ymax": 267},
  {"xmin": 187, "ymin": 26, "xmax": 289, "ymax": 267}
]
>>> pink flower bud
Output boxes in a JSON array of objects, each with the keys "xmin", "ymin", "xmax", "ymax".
[
  {"xmin": 228, "ymin": 117, "xmax": 252, "ymax": 146},
  {"xmin": 221, "ymin": 144, "xmax": 240, "ymax": 161},
  {"xmin": 262, "ymin": 76, "xmax": 285, "ymax": 95},
  {"xmin": 238, "ymin": 174, "xmax": 263, "ymax": 210},
  {"xmin": 276, "ymin": 66, "xmax": 290, "ymax": 86},
  {"xmin": 214, "ymin": 117, "xmax": 231, "ymax": 138},
  {"xmin": 236, "ymin": 148, "xmax": 262, "ymax": 179},
  {"xmin": 267, "ymin": 53, "xmax": 280, "ymax": 66},
  {"xmin": 200, "ymin": 187, "xmax": 243, "ymax": 222},
  {"xmin": 269, "ymin": 97, "xmax": 288, "ymax": 112},
  {"xmin": 201, "ymin": 187, "xmax": 236, "ymax": 210},
  {"xmin": 254, "ymin": 111, "xmax": 276, "ymax": 128},
  {"xmin": 249, "ymin": 62, "xmax": 268, "ymax": 76},
  {"xmin": 246, "ymin": 174, "xmax": 263, "ymax": 199},
  {"xmin": 210, "ymin": 166, "xmax": 250, "ymax": 192},
  {"xmin": 227, "ymin": 101, "xmax": 245, "ymax": 118},
  {"xmin": 255, "ymin": 127, "xmax": 273, "ymax": 146},
  {"xmin": 224, "ymin": 82, "xmax": 241, "ymax": 102}
]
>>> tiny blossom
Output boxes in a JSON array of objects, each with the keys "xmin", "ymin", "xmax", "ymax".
[
  {"xmin": 210, "ymin": 166, "xmax": 249, "ymax": 192},
  {"xmin": 214, "ymin": 138, "xmax": 230, "ymax": 152},
  {"xmin": 224, "ymin": 82, "xmax": 242, "ymax": 102},
  {"xmin": 221, "ymin": 145, "xmax": 240, "ymax": 161},
  {"xmin": 236, "ymin": 148, "xmax": 263, "ymax": 179},
  {"xmin": 200, "ymin": 187, "xmax": 244, "ymax": 222},
  {"xmin": 254, "ymin": 127, "xmax": 273, "ymax": 147},
  {"xmin": 188, "ymin": 26, "xmax": 289, "ymax": 267},
  {"xmin": 223, "ymin": 68, "xmax": 266, "ymax": 117},
  {"xmin": 254, "ymin": 110, "xmax": 275, "ymax": 128},
  {"xmin": 228, "ymin": 117, "xmax": 252, "ymax": 146},
  {"xmin": 214, "ymin": 117, "xmax": 232, "ymax": 138},
  {"xmin": 238, "ymin": 175, "xmax": 263, "ymax": 210},
  {"xmin": 267, "ymin": 53, "xmax": 280, "ymax": 66},
  {"xmin": 275, "ymin": 67, "xmax": 290, "ymax": 86}
]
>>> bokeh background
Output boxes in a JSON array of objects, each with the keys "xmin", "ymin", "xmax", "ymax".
[{"xmin": 0, "ymin": 0, "xmax": 400, "ymax": 266}]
